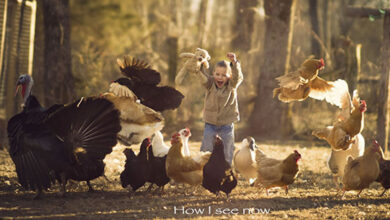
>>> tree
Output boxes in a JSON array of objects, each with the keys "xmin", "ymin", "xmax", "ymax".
[
  {"xmin": 249, "ymin": 0, "xmax": 296, "ymax": 139},
  {"xmin": 309, "ymin": 0, "xmax": 321, "ymax": 57},
  {"xmin": 42, "ymin": 0, "xmax": 74, "ymax": 105},
  {"xmin": 231, "ymin": 0, "xmax": 259, "ymax": 51}
]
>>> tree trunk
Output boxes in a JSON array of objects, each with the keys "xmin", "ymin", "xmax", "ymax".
[
  {"xmin": 33, "ymin": 0, "xmax": 45, "ymax": 105},
  {"xmin": 42, "ymin": 0, "xmax": 74, "ymax": 105},
  {"xmin": 231, "ymin": 0, "xmax": 259, "ymax": 51},
  {"xmin": 309, "ymin": 0, "xmax": 321, "ymax": 57},
  {"xmin": 377, "ymin": 12, "xmax": 390, "ymax": 153},
  {"xmin": 249, "ymin": 0, "xmax": 296, "ymax": 139},
  {"xmin": 197, "ymin": 0, "xmax": 210, "ymax": 47}
]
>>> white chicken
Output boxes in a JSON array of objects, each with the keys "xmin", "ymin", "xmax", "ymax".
[
  {"xmin": 233, "ymin": 137, "xmax": 259, "ymax": 184},
  {"xmin": 151, "ymin": 131, "xmax": 170, "ymax": 157},
  {"xmin": 179, "ymin": 128, "xmax": 191, "ymax": 156},
  {"xmin": 327, "ymin": 133, "xmax": 365, "ymax": 187}
]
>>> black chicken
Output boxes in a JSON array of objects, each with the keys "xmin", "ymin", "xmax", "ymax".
[
  {"xmin": 146, "ymin": 143, "xmax": 170, "ymax": 193},
  {"xmin": 7, "ymin": 74, "xmax": 121, "ymax": 199},
  {"xmin": 202, "ymin": 135, "xmax": 237, "ymax": 198},
  {"xmin": 115, "ymin": 56, "xmax": 184, "ymax": 112},
  {"xmin": 376, "ymin": 146, "xmax": 390, "ymax": 197},
  {"xmin": 120, "ymin": 138, "xmax": 150, "ymax": 192}
]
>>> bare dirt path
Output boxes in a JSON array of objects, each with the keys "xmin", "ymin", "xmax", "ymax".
[{"xmin": 1, "ymin": 142, "xmax": 390, "ymax": 219}]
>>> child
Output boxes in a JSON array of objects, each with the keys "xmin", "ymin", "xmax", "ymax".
[{"xmin": 184, "ymin": 52, "xmax": 243, "ymax": 164}]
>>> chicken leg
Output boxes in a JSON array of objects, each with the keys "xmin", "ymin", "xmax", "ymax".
[
  {"xmin": 33, "ymin": 189, "xmax": 43, "ymax": 200},
  {"xmin": 380, "ymin": 189, "xmax": 388, "ymax": 197}
]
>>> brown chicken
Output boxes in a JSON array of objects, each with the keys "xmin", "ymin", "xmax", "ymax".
[
  {"xmin": 273, "ymin": 58, "xmax": 346, "ymax": 107},
  {"xmin": 312, "ymin": 88, "xmax": 367, "ymax": 151},
  {"xmin": 375, "ymin": 144, "xmax": 390, "ymax": 197},
  {"xmin": 253, "ymin": 149, "xmax": 301, "ymax": 195},
  {"xmin": 341, "ymin": 140, "xmax": 381, "ymax": 198},
  {"xmin": 102, "ymin": 83, "xmax": 164, "ymax": 146},
  {"xmin": 165, "ymin": 133, "xmax": 211, "ymax": 186}
]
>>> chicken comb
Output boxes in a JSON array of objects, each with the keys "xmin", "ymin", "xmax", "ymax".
[
  {"xmin": 171, "ymin": 133, "xmax": 180, "ymax": 138},
  {"xmin": 320, "ymin": 58, "xmax": 325, "ymax": 67},
  {"xmin": 360, "ymin": 100, "xmax": 366, "ymax": 107}
]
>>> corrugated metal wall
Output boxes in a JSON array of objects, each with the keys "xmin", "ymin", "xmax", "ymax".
[{"xmin": 0, "ymin": 0, "xmax": 36, "ymax": 120}]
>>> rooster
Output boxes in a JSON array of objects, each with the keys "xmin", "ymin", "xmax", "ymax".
[
  {"xmin": 120, "ymin": 138, "xmax": 150, "ymax": 192},
  {"xmin": 327, "ymin": 134, "xmax": 364, "ymax": 187},
  {"xmin": 166, "ymin": 133, "xmax": 211, "ymax": 186},
  {"xmin": 8, "ymin": 74, "xmax": 121, "ymax": 199},
  {"xmin": 273, "ymin": 58, "xmax": 346, "ymax": 106},
  {"xmin": 312, "ymin": 86, "xmax": 367, "ymax": 151},
  {"xmin": 102, "ymin": 83, "xmax": 164, "ymax": 146},
  {"xmin": 202, "ymin": 135, "xmax": 237, "ymax": 197},
  {"xmin": 253, "ymin": 149, "xmax": 301, "ymax": 195},
  {"xmin": 233, "ymin": 137, "xmax": 259, "ymax": 184},
  {"xmin": 341, "ymin": 140, "xmax": 381, "ymax": 198},
  {"xmin": 115, "ymin": 56, "xmax": 184, "ymax": 112},
  {"xmin": 375, "ymin": 144, "xmax": 390, "ymax": 197}
]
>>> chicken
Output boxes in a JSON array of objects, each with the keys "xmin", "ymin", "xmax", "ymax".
[
  {"xmin": 202, "ymin": 135, "xmax": 237, "ymax": 197},
  {"xmin": 7, "ymin": 74, "xmax": 121, "ymax": 199},
  {"xmin": 146, "ymin": 131, "xmax": 171, "ymax": 192},
  {"xmin": 166, "ymin": 133, "xmax": 211, "ymax": 186},
  {"xmin": 273, "ymin": 58, "xmax": 346, "ymax": 106},
  {"xmin": 120, "ymin": 138, "xmax": 150, "ymax": 192},
  {"xmin": 327, "ymin": 133, "xmax": 365, "ymax": 187},
  {"xmin": 102, "ymin": 83, "xmax": 164, "ymax": 146},
  {"xmin": 375, "ymin": 144, "xmax": 390, "ymax": 197},
  {"xmin": 151, "ymin": 131, "xmax": 170, "ymax": 157},
  {"xmin": 178, "ymin": 127, "xmax": 210, "ymax": 162},
  {"xmin": 253, "ymin": 149, "xmax": 301, "ymax": 195},
  {"xmin": 116, "ymin": 56, "xmax": 184, "ymax": 112},
  {"xmin": 233, "ymin": 137, "xmax": 259, "ymax": 184},
  {"xmin": 179, "ymin": 127, "xmax": 191, "ymax": 156},
  {"xmin": 341, "ymin": 140, "xmax": 381, "ymax": 198},
  {"xmin": 312, "ymin": 87, "xmax": 367, "ymax": 151}
]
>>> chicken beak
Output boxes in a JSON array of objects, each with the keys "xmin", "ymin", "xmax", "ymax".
[{"xmin": 15, "ymin": 85, "xmax": 21, "ymax": 97}]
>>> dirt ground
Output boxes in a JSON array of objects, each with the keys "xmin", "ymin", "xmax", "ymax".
[{"xmin": 1, "ymin": 141, "xmax": 390, "ymax": 219}]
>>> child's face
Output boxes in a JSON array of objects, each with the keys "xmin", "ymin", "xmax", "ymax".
[{"xmin": 213, "ymin": 66, "xmax": 230, "ymax": 88}]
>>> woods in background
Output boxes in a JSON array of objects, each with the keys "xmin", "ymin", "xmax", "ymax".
[{"xmin": 6, "ymin": 0, "xmax": 389, "ymax": 148}]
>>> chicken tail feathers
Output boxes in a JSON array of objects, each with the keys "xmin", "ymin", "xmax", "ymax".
[
  {"xmin": 117, "ymin": 56, "xmax": 161, "ymax": 85},
  {"xmin": 47, "ymin": 97, "xmax": 121, "ymax": 161}
]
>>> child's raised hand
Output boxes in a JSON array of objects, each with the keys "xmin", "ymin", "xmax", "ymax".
[{"xmin": 227, "ymin": 52, "xmax": 237, "ymax": 64}]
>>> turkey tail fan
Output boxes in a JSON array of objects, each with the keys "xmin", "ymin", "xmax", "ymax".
[
  {"xmin": 12, "ymin": 150, "xmax": 55, "ymax": 190},
  {"xmin": 141, "ymin": 86, "xmax": 184, "ymax": 111},
  {"xmin": 117, "ymin": 56, "xmax": 161, "ymax": 85},
  {"xmin": 46, "ymin": 97, "xmax": 121, "ymax": 160}
]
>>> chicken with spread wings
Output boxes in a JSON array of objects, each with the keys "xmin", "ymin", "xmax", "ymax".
[
  {"xmin": 273, "ymin": 58, "xmax": 346, "ymax": 107},
  {"xmin": 312, "ymin": 81, "xmax": 366, "ymax": 151}
]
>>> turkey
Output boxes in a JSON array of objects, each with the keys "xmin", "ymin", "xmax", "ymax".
[
  {"xmin": 7, "ymin": 74, "xmax": 121, "ymax": 199},
  {"xmin": 115, "ymin": 56, "xmax": 184, "ymax": 112}
]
